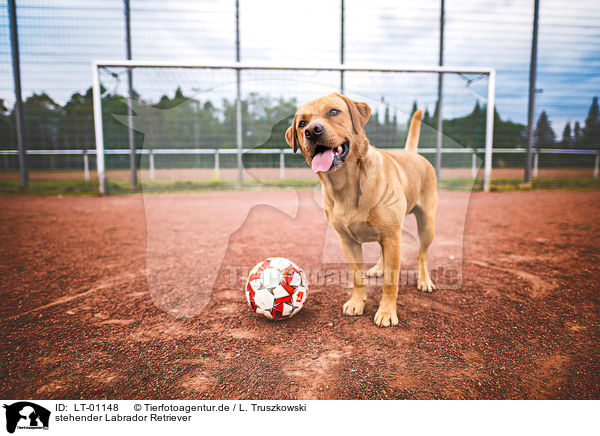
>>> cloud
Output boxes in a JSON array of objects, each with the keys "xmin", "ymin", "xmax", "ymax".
[{"xmin": 0, "ymin": 0, "xmax": 598, "ymax": 133}]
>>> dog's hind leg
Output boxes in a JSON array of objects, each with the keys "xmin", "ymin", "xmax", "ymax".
[
  {"xmin": 366, "ymin": 255, "xmax": 384, "ymax": 277},
  {"xmin": 414, "ymin": 206, "xmax": 436, "ymax": 292}
]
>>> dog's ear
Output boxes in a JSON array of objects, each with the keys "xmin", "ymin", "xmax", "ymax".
[
  {"xmin": 285, "ymin": 116, "xmax": 298, "ymax": 153},
  {"xmin": 335, "ymin": 93, "xmax": 371, "ymax": 134}
]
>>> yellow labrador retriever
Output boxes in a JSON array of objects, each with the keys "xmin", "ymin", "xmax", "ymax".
[{"xmin": 285, "ymin": 93, "xmax": 437, "ymax": 327}]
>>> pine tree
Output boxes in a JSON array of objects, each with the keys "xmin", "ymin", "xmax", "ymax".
[
  {"xmin": 561, "ymin": 122, "xmax": 572, "ymax": 147},
  {"xmin": 574, "ymin": 121, "xmax": 582, "ymax": 145},
  {"xmin": 408, "ymin": 100, "xmax": 418, "ymax": 129},
  {"xmin": 582, "ymin": 96, "xmax": 600, "ymax": 149},
  {"xmin": 423, "ymin": 109, "xmax": 431, "ymax": 125},
  {"xmin": 0, "ymin": 98, "xmax": 10, "ymax": 148},
  {"xmin": 534, "ymin": 111, "xmax": 556, "ymax": 148}
]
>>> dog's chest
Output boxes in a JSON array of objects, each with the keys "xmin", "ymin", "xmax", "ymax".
[{"xmin": 328, "ymin": 207, "xmax": 380, "ymax": 243}]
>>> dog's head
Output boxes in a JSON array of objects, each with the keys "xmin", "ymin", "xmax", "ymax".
[{"xmin": 285, "ymin": 93, "xmax": 371, "ymax": 174}]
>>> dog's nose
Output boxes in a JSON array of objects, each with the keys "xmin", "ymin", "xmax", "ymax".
[{"xmin": 305, "ymin": 123, "xmax": 323, "ymax": 140}]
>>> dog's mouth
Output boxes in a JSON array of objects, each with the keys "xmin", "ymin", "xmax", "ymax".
[{"xmin": 311, "ymin": 141, "xmax": 349, "ymax": 173}]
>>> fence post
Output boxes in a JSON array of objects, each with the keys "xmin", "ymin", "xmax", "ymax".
[
  {"xmin": 92, "ymin": 62, "xmax": 106, "ymax": 195},
  {"xmin": 594, "ymin": 152, "xmax": 599, "ymax": 179},
  {"xmin": 280, "ymin": 149, "xmax": 285, "ymax": 179},
  {"xmin": 483, "ymin": 70, "xmax": 496, "ymax": 192},
  {"xmin": 533, "ymin": 150, "xmax": 539, "ymax": 178},
  {"xmin": 8, "ymin": 0, "xmax": 28, "ymax": 188},
  {"xmin": 149, "ymin": 149, "xmax": 155, "ymax": 181},
  {"xmin": 435, "ymin": 0, "xmax": 445, "ymax": 181},
  {"xmin": 236, "ymin": 70, "xmax": 243, "ymax": 188},
  {"xmin": 471, "ymin": 149, "xmax": 477, "ymax": 179},
  {"xmin": 214, "ymin": 149, "xmax": 220, "ymax": 180},
  {"xmin": 83, "ymin": 150, "xmax": 90, "ymax": 181}
]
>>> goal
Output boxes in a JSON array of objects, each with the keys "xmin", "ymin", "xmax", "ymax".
[{"xmin": 91, "ymin": 61, "xmax": 496, "ymax": 193}]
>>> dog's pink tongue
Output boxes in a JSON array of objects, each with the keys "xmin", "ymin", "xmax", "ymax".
[{"xmin": 311, "ymin": 149, "xmax": 334, "ymax": 173}]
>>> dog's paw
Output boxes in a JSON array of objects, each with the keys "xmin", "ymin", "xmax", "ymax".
[
  {"xmin": 374, "ymin": 306, "xmax": 399, "ymax": 327},
  {"xmin": 343, "ymin": 298, "xmax": 365, "ymax": 316},
  {"xmin": 366, "ymin": 263, "xmax": 384, "ymax": 278},
  {"xmin": 417, "ymin": 275, "xmax": 435, "ymax": 293}
]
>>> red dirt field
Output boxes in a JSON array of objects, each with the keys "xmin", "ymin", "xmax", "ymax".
[{"xmin": 0, "ymin": 189, "xmax": 599, "ymax": 400}]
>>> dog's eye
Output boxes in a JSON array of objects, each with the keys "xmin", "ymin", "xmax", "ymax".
[
  {"xmin": 328, "ymin": 109, "xmax": 340, "ymax": 117},
  {"xmin": 298, "ymin": 120, "xmax": 307, "ymax": 128}
]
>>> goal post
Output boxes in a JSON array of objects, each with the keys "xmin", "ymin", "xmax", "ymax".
[{"xmin": 91, "ymin": 60, "xmax": 496, "ymax": 193}]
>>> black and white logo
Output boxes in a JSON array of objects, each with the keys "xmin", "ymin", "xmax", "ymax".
[{"xmin": 3, "ymin": 402, "xmax": 50, "ymax": 434}]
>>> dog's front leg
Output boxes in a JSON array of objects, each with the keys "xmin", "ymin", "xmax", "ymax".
[
  {"xmin": 340, "ymin": 237, "xmax": 366, "ymax": 316},
  {"xmin": 374, "ymin": 234, "xmax": 401, "ymax": 327}
]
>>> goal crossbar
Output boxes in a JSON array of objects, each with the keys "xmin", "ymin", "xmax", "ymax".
[{"xmin": 91, "ymin": 61, "xmax": 496, "ymax": 194}]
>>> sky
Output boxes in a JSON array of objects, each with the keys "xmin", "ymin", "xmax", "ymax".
[{"xmin": 1, "ymin": 0, "xmax": 599, "ymax": 135}]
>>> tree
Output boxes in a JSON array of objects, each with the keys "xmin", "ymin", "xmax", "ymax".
[
  {"xmin": 423, "ymin": 109, "xmax": 431, "ymax": 125},
  {"xmin": 441, "ymin": 101, "xmax": 486, "ymax": 148},
  {"xmin": 561, "ymin": 122, "xmax": 572, "ymax": 147},
  {"xmin": 408, "ymin": 100, "xmax": 418, "ymax": 129},
  {"xmin": 20, "ymin": 93, "xmax": 64, "ymax": 149},
  {"xmin": 534, "ymin": 111, "xmax": 556, "ymax": 148},
  {"xmin": 420, "ymin": 108, "xmax": 434, "ymax": 147},
  {"xmin": 62, "ymin": 88, "xmax": 94, "ymax": 150},
  {"xmin": 0, "ymin": 99, "xmax": 11, "ymax": 148},
  {"xmin": 574, "ymin": 121, "xmax": 582, "ymax": 145},
  {"xmin": 150, "ymin": 87, "xmax": 197, "ymax": 148},
  {"xmin": 492, "ymin": 107, "xmax": 526, "ymax": 149},
  {"xmin": 582, "ymin": 96, "xmax": 600, "ymax": 149}
]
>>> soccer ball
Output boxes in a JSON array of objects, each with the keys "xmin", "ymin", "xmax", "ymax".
[{"xmin": 245, "ymin": 257, "xmax": 308, "ymax": 319}]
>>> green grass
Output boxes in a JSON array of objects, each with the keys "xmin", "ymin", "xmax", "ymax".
[
  {"xmin": 0, "ymin": 177, "xmax": 320, "ymax": 196},
  {"xmin": 0, "ymin": 177, "xmax": 598, "ymax": 196},
  {"xmin": 438, "ymin": 177, "xmax": 600, "ymax": 191},
  {"xmin": 488, "ymin": 177, "xmax": 600, "ymax": 191}
]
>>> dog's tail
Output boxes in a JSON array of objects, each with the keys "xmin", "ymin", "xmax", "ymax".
[{"xmin": 404, "ymin": 109, "xmax": 422, "ymax": 152}]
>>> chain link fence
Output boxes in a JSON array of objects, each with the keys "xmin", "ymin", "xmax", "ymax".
[{"xmin": 1, "ymin": 0, "xmax": 599, "ymax": 185}]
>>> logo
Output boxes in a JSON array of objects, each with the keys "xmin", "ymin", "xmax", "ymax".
[{"xmin": 3, "ymin": 402, "xmax": 50, "ymax": 434}]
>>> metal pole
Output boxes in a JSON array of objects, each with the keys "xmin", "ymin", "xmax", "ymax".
[
  {"xmin": 124, "ymin": 0, "xmax": 137, "ymax": 187},
  {"xmin": 8, "ymin": 0, "xmax": 27, "ymax": 188},
  {"xmin": 236, "ymin": 73, "xmax": 243, "ymax": 187},
  {"xmin": 483, "ymin": 70, "xmax": 496, "ymax": 192},
  {"xmin": 83, "ymin": 150, "xmax": 90, "ymax": 181},
  {"xmin": 279, "ymin": 149, "xmax": 285, "ymax": 179},
  {"xmin": 149, "ymin": 148, "xmax": 155, "ymax": 181},
  {"xmin": 340, "ymin": 0, "xmax": 345, "ymax": 93},
  {"xmin": 194, "ymin": 100, "xmax": 200, "ymax": 148},
  {"xmin": 236, "ymin": 0, "xmax": 240, "ymax": 63},
  {"xmin": 533, "ymin": 150, "xmax": 539, "ymax": 178},
  {"xmin": 214, "ymin": 148, "xmax": 220, "ymax": 179},
  {"xmin": 235, "ymin": 0, "xmax": 243, "ymax": 188},
  {"xmin": 594, "ymin": 152, "xmax": 599, "ymax": 179},
  {"xmin": 434, "ymin": 0, "xmax": 444, "ymax": 181},
  {"xmin": 525, "ymin": 0, "xmax": 539, "ymax": 183},
  {"xmin": 92, "ymin": 63, "xmax": 107, "ymax": 194}
]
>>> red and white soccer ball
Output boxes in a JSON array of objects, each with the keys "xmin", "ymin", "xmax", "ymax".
[{"xmin": 245, "ymin": 257, "xmax": 308, "ymax": 319}]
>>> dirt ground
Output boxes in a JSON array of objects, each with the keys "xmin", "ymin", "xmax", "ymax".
[{"xmin": 0, "ymin": 189, "xmax": 598, "ymax": 400}]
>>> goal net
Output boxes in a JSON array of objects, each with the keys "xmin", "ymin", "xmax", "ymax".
[
  {"xmin": 91, "ymin": 61, "xmax": 495, "ymax": 317},
  {"xmin": 92, "ymin": 62, "xmax": 495, "ymax": 192}
]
